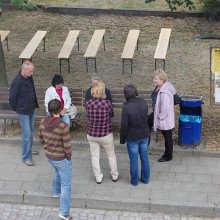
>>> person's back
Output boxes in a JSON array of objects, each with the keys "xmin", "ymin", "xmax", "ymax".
[
  {"xmin": 121, "ymin": 97, "xmax": 149, "ymax": 141},
  {"xmin": 39, "ymin": 99, "xmax": 73, "ymax": 220}
]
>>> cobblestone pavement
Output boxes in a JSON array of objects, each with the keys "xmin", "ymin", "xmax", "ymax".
[{"xmin": 0, "ymin": 203, "xmax": 218, "ymax": 220}]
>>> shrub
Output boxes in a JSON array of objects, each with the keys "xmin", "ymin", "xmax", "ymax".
[
  {"xmin": 198, "ymin": 0, "xmax": 220, "ymax": 19},
  {"xmin": 10, "ymin": 0, "xmax": 36, "ymax": 11}
]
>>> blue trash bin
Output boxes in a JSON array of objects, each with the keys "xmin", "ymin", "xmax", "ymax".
[{"xmin": 178, "ymin": 95, "xmax": 203, "ymax": 146}]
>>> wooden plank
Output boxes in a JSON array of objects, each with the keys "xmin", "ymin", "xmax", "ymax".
[
  {"xmin": 0, "ymin": 30, "xmax": 10, "ymax": 42},
  {"xmin": 154, "ymin": 28, "xmax": 171, "ymax": 60},
  {"xmin": 84, "ymin": 29, "xmax": 105, "ymax": 58},
  {"xmin": 121, "ymin": 30, "xmax": 140, "ymax": 59},
  {"xmin": 19, "ymin": 31, "xmax": 47, "ymax": 59},
  {"xmin": 58, "ymin": 30, "xmax": 80, "ymax": 59}
]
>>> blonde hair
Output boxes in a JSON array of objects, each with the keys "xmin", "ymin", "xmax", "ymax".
[
  {"xmin": 153, "ymin": 69, "xmax": 168, "ymax": 82},
  {"xmin": 92, "ymin": 81, "xmax": 106, "ymax": 99}
]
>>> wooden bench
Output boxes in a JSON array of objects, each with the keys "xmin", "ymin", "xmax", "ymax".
[
  {"xmin": 58, "ymin": 30, "xmax": 80, "ymax": 74},
  {"xmin": 154, "ymin": 28, "xmax": 171, "ymax": 71},
  {"xmin": 0, "ymin": 86, "xmax": 84, "ymax": 134},
  {"xmin": 0, "ymin": 86, "xmax": 153, "ymax": 135},
  {"xmin": 121, "ymin": 30, "xmax": 140, "ymax": 74},
  {"xmin": 19, "ymin": 31, "xmax": 47, "ymax": 63},
  {"xmin": 84, "ymin": 29, "xmax": 105, "ymax": 72},
  {"xmin": 0, "ymin": 30, "xmax": 10, "ymax": 51},
  {"xmin": 80, "ymin": 88, "xmax": 152, "ymax": 123}
]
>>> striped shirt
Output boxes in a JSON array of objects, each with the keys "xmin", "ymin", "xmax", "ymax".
[
  {"xmin": 39, "ymin": 117, "xmax": 72, "ymax": 161},
  {"xmin": 86, "ymin": 98, "xmax": 114, "ymax": 137}
]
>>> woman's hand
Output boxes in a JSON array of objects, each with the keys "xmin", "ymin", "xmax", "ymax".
[{"xmin": 60, "ymin": 108, "xmax": 67, "ymax": 116}]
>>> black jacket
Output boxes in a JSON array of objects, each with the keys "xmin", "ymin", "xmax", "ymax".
[
  {"xmin": 120, "ymin": 97, "xmax": 150, "ymax": 144},
  {"xmin": 85, "ymin": 86, "xmax": 112, "ymax": 103},
  {"xmin": 9, "ymin": 72, "xmax": 39, "ymax": 114}
]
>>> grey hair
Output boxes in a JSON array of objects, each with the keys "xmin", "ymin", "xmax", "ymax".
[
  {"xmin": 22, "ymin": 61, "xmax": 33, "ymax": 70},
  {"xmin": 91, "ymin": 73, "xmax": 101, "ymax": 82}
]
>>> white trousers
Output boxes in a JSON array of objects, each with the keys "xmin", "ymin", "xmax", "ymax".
[{"xmin": 87, "ymin": 133, "xmax": 119, "ymax": 182}]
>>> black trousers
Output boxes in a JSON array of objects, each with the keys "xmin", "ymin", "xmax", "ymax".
[{"xmin": 147, "ymin": 112, "xmax": 173, "ymax": 160}]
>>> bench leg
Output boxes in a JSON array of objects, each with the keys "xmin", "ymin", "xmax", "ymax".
[
  {"xmin": 131, "ymin": 59, "xmax": 133, "ymax": 74},
  {"xmin": 59, "ymin": 59, "xmax": 62, "ymax": 74},
  {"xmin": 6, "ymin": 36, "xmax": 9, "ymax": 51},
  {"xmin": 68, "ymin": 58, "xmax": 70, "ymax": 74},
  {"xmin": 77, "ymin": 37, "xmax": 80, "ymax": 51},
  {"xmin": 95, "ymin": 58, "xmax": 97, "ymax": 73},
  {"xmin": 102, "ymin": 36, "xmax": 105, "ymax": 51},
  {"xmin": 155, "ymin": 60, "xmax": 157, "ymax": 70},
  {"xmin": 86, "ymin": 58, "xmax": 88, "ymax": 72},
  {"xmin": 43, "ymin": 37, "xmax": 46, "ymax": 52},
  {"xmin": 3, "ymin": 119, "xmax": 6, "ymax": 134},
  {"xmin": 122, "ymin": 60, "xmax": 124, "ymax": 74},
  {"xmin": 136, "ymin": 39, "xmax": 139, "ymax": 50},
  {"xmin": 163, "ymin": 60, "xmax": 165, "ymax": 71}
]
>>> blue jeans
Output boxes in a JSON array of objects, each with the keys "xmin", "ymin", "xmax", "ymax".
[
  {"xmin": 126, "ymin": 137, "xmax": 150, "ymax": 186},
  {"xmin": 46, "ymin": 112, "xmax": 70, "ymax": 128},
  {"xmin": 48, "ymin": 159, "xmax": 72, "ymax": 216},
  {"xmin": 17, "ymin": 112, "xmax": 35, "ymax": 162}
]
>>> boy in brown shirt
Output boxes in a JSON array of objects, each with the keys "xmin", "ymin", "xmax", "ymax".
[{"xmin": 39, "ymin": 99, "xmax": 73, "ymax": 220}]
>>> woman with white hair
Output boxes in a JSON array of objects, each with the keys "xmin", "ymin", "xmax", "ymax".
[{"xmin": 148, "ymin": 69, "xmax": 177, "ymax": 162}]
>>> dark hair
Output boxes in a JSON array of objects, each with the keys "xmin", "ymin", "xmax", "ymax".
[
  {"xmin": 123, "ymin": 84, "xmax": 138, "ymax": 101},
  {"xmin": 51, "ymin": 74, "xmax": 64, "ymax": 87},
  {"xmin": 48, "ymin": 99, "xmax": 62, "ymax": 116}
]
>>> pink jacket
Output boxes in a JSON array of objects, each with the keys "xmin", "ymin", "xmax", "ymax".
[{"xmin": 153, "ymin": 81, "xmax": 176, "ymax": 131}]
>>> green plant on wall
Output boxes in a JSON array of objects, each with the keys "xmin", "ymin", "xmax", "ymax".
[
  {"xmin": 0, "ymin": 0, "xmax": 2, "ymax": 13},
  {"xmin": 145, "ymin": 0, "xmax": 195, "ymax": 11},
  {"xmin": 198, "ymin": 0, "xmax": 220, "ymax": 19},
  {"xmin": 10, "ymin": 0, "xmax": 36, "ymax": 10}
]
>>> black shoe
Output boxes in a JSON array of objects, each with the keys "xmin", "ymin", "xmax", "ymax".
[
  {"xmin": 112, "ymin": 176, "xmax": 119, "ymax": 182},
  {"xmin": 158, "ymin": 157, "xmax": 172, "ymax": 162}
]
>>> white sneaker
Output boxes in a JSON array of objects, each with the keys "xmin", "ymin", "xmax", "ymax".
[
  {"xmin": 52, "ymin": 194, "xmax": 60, "ymax": 198},
  {"xmin": 59, "ymin": 214, "xmax": 73, "ymax": 220}
]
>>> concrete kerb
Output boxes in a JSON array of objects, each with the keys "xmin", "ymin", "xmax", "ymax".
[
  {"xmin": 0, "ymin": 137, "xmax": 219, "ymax": 158},
  {"xmin": 1, "ymin": 190, "xmax": 220, "ymax": 217}
]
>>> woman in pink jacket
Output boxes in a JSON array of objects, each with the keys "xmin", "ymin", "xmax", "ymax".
[{"xmin": 148, "ymin": 69, "xmax": 177, "ymax": 162}]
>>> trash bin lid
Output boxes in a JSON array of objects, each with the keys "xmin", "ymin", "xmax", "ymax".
[{"xmin": 180, "ymin": 95, "xmax": 202, "ymax": 102}]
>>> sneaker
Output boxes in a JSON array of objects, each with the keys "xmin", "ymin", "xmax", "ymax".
[
  {"xmin": 59, "ymin": 214, "xmax": 73, "ymax": 220},
  {"xmin": 32, "ymin": 150, "xmax": 39, "ymax": 155},
  {"xmin": 112, "ymin": 176, "xmax": 119, "ymax": 182},
  {"xmin": 52, "ymin": 194, "xmax": 60, "ymax": 198},
  {"xmin": 23, "ymin": 160, "xmax": 35, "ymax": 166}
]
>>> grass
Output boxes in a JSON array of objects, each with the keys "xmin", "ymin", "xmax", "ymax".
[{"xmin": 30, "ymin": 0, "xmax": 200, "ymax": 12}]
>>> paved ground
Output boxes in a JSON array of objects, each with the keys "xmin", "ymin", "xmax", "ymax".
[
  {"xmin": 0, "ymin": 137, "xmax": 220, "ymax": 218},
  {"xmin": 0, "ymin": 203, "xmax": 216, "ymax": 220}
]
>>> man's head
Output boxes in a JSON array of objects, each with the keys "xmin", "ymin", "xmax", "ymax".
[
  {"xmin": 21, "ymin": 61, "xmax": 34, "ymax": 78},
  {"xmin": 91, "ymin": 74, "xmax": 101, "ymax": 86},
  {"xmin": 48, "ymin": 99, "xmax": 62, "ymax": 116}
]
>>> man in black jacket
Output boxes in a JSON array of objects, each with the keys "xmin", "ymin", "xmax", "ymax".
[
  {"xmin": 9, "ymin": 61, "xmax": 39, "ymax": 166},
  {"xmin": 85, "ymin": 74, "xmax": 112, "ymax": 103}
]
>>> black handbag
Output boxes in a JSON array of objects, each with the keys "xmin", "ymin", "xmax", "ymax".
[{"xmin": 174, "ymin": 93, "xmax": 180, "ymax": 105}]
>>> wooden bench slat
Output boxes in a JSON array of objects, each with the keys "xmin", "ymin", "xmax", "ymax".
[
  {"xmin": 19, "ymin": 31, "xmax": 47, "ymax": 59},
  {"xmin": 121, "ymin": 30, "xmax": 140, "ymax": 59},
  {"xmin": 154, "ymin": 28, "xmax": 171, "ymax": 60},
  {"xmin": 84, "ymin": 29, "xmax": 105, "ymax": 58},
  {"xmin": 58, "ymin": 30, "xmax": 80, "ymax": 59},
  {"xmin": 0, "ymin": 30, "xmax": 10, "ymax": 42}
]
